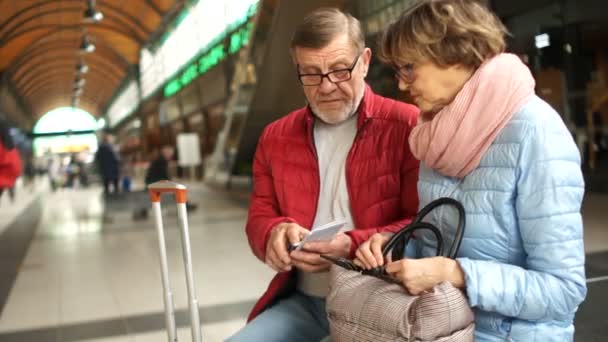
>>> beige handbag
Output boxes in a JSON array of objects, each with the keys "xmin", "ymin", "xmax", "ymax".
[
  {"xmin": 327, "ymin": 267, "xmax": 474, "ymax": 341},
  {"xmin": 324, "ymin": 198, "xmax": 475, "ymax": 341}
]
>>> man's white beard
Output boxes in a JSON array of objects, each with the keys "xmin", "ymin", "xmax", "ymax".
[
  {"xmin": 311, "ymin": 105, "xmax": 355, "ymax": 125},
  {"xmin": 311, "ymin": 85, "xmax": 365, "ymax": 125}
]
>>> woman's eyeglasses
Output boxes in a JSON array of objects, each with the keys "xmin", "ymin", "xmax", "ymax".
[{"xmin": 394, "ymin": 63, "xmax": 415, "ymax": 84}]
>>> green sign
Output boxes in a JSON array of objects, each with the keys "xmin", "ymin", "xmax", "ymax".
[
  {"xmin": 229, "ymin": 22, "xmax": 253, "ymax": 54},
  {"xmin": 163, "ymin": 21, "xmax": 254, "ymax": 98}
]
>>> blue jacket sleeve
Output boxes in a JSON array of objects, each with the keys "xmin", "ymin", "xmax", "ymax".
[{"xmin": 457, "ymin": 122, "xmax": 587, "ymax": 321}]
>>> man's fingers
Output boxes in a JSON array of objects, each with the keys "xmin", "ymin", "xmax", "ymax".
[
  {"xmin": 265, "ymin": 255, "xmax": 281, "ymax": 272},
  {"xmin": 271, "ymin": 230, "xmax": 291, "ymax": 265},
  {"xmin": 266, "ymin": 248, "xmax": 291, "ymax": 272},
  {"xmin": 290, "ymin": 250, "xmax": 325, "ymax": 265},
  {"xmin": 292, "ymin": 260, "xmax": 330, "ymax": 273},
  {"xmin": 265, "ymin": 249, "xmax": 281, "ymax": 271},
  {"xmin": 286, "ymin": 226, "xmax": 305, "ymax": 245},
  {"xmin": 301, "ymin": 241, "xmax": 332, "ymax": 254},
  {"xmin": 290, "ymin": 247, "xmax": 330, "ymax": 273}
]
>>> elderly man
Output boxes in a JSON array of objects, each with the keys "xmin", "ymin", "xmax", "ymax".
[{"xmin": 228, "ymin": 8, "xmax": 419, "ymax": 341}]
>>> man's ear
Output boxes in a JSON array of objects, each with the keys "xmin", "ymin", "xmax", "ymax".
[
  {"xmin": 362, "ymin": 47, "xmax": 372, "ymax": 77},
  {"xmin": 290, "ymin": 46, "xmax": 301, "ymax": 69}
]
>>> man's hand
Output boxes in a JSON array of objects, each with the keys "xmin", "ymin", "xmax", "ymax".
[
  {"xmin": 265, "ymin": 222, "xmax": 309, "ymax": 272},
  {"xmin": 290, "ymin": 233, "xmax": 352, "ymax": 273}
]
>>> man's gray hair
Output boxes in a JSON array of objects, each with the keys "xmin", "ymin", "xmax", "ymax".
[{"xmin": 290, "ymin": 8, "xmax": 365, "ymax": 53}]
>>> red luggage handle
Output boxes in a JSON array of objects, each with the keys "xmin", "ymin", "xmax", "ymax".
[{"xmin": 148, "ymin": 180, "xmax": 188, "ymax": 203}]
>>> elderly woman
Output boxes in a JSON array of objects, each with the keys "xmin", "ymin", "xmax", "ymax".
[{"xmin": 354, "ymin": 1, "xmax": 586, "ymax": 341}]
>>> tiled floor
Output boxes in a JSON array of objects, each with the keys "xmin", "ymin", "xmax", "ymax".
[
  {"xmin": 0, "ymin": 180, "xmax": 606, "ymax": 341},
  {"xmin": 0, "ymin": 181, "xmax": 273, "ymax": 341}
]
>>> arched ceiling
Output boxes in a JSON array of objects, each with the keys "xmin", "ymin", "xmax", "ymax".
[{"xmin": 0, "ymin": 0, "xmax": 186, "ymax": 126}]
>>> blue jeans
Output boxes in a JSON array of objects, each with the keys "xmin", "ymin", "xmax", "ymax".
[{"xmin": 227, "ymin": 291, "xmax": 330, "ymax": 342}]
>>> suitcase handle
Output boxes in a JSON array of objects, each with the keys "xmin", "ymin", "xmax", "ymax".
[
  {"xmin": 148, "ymin": 180, "xmax": 188, "ymax": 203},
  {"xmin": 148, "ymin": 180, "xmax": 202, "ymax": 342}
]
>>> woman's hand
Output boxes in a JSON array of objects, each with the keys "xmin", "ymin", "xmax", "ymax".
[
  {"xmin": 353, "ymin": 232, "xmax": 394, "ymax": 269},
  {"xmin": 385, "ymin": 257, "xmax": 466, "ymax": 295}
]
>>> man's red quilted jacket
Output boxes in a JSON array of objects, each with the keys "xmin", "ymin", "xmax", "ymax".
[{"xmin": 246, "ymin": 85, "xmax": 420, "ymax": 320}]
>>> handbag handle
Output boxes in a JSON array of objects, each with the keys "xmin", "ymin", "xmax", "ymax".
[{"xmin": 382, "ymin": 197, "xmax": 466, "ymax": 261}]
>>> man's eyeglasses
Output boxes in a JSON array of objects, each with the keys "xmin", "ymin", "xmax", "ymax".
[
  {"xmin": 297, "ymin": 55, "xmax": 360, "ymax": 86},
  {"xmin": 394, "ymin": 63, "xmax": 415, "ymax": 84}
]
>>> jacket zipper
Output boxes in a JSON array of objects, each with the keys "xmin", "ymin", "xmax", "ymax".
[
  {"xmin": 308, "ymin": 118, "xmax": 320, "ymax": 229},
  {"xmin": 345, "ymin": 118, "xmax": 369, "ymax": 230}
]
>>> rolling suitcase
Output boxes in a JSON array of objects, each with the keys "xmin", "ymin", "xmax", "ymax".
[{"xmin": 148, "ymin": 181, "xmax": 202, "ymax": 342}]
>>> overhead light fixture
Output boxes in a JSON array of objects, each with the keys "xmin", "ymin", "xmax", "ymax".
[
  {"xmin": 77, "ymin": 61, "xmax": 89, "ymax": 74},
  {"xmin": 535, "ymin": 33, "xmax": 550, "ymax": 49},
  {"xmin": 80, "ymin": 34, "xmax": 95, "ymax": 53},
  {"xmin": 83, "ymin": 0, "xmax": 104, "ymax": 23}
]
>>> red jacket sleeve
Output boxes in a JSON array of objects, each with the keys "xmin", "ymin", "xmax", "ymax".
[
  {"xmin": 0, "ymin": 144, "xmax": 22, "ymax": 188},
  {"xmin": 344, "ymin": 117, "xmax": 420, "ymax": 256},
  {"xmin": 246, "ymin": 129, "xmax": 296, "ymax": 261}
]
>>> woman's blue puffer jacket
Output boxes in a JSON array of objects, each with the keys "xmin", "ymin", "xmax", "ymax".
[{"xmin": 412, "ymin": 96, "xmax": 587, "ymax": 341}]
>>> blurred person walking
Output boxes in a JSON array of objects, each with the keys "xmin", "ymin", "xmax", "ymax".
[
  {"xmin": 133, "ymin": 145, "xmax": 197, "ymax": 220},
  {"xmin": 95, "ymin": 133, "xmax": 120, "ymax": 195}
]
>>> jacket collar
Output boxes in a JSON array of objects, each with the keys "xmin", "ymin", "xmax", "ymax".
[{"xmin": 304, "ymin": 83, "xmax": 374, "ymax": 131}]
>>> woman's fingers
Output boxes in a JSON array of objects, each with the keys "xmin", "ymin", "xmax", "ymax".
[{"xmin": 355, "ymin": 242, "xmax": 376, "ymax": 269}]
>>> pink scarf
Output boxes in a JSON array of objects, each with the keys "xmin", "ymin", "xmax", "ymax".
[{"xmin": 409, "ymin": 53, "xmax": 536, "ymax": 178}]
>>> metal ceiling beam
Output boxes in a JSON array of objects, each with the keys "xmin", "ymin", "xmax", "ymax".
[
  {"xmin": 10, "ymin": 54, "xmax": 126, "ymax": 94},
  {"xmin": 0, "ymin": 0, "xmax": 154, "ymax": 41},
  {"xmin": 7, "ymin": 37, "xmax": 130, "ymax": 80},
  {"xmin": 19, "ymin": 71, "xmax": 76, "ymax": 96},
  {"xmin": 33, "ymin": 92, "xmax": 108, "ymax": 111},
  {"xmin": 32, "ymin": 101, "xmax": 102, "ymax": 118},
  {"xmin": 31, "ymin": 90, "xmax": 105, "ymax": 105},
  {"xmin": 21, "ymin": 70, "xmax": 116, "ymax": 97},
  {"xmin": 22, "ymin": 72, "xmax": 117, "ymax": 99},
  {"xmin": 0, "ymin": 0, "xmax": 179, "ymax": 124},
  {"xmin": 14, "ymin": 56, "xmax": 123, "ymax": 87},
  {"xmin": 145, "ymin": 0, "xmax": 164, "ymax": 16},
  {"xmin": 17, "ymin": 66, "xmax": 121, "ymax": 96},
  {"xmin": 25, "ymin": 90, "xmax": 106, "ymax": 111},
  {"xmin": 0, "ymin": 9, "xmax": 142, "ymax": 47},
  {"xmin": 3, "ymin": 77, "xmax": 35, "ymax": 125},
  {"xmin": 1, "ymin": 23, "xmax": 144, "ymax": 50},
  {"xmin": 7, "ymin": 38, "xmax": 129, "ymax": 118},
  {"xmin": 21, "ymin": 67, "xmax": 119, "ymax": 92},
  {"xmin": 28, "ymin": 42, "xmax": 127, "ymax": 71},
  {"xmin": 13, "ymin": 60, "xmax": 124, "ymax": 84},
  {"xmin": 30, "ymin": 96, "xmax": 104, "ymax": 117}
]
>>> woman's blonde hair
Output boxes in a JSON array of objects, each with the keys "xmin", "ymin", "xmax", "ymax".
[{"xmin": 379, "ymin": 0, "xmax": 507, "ymax": 69}]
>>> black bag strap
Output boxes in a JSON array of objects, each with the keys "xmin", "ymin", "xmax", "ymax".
[{"xmin": 382, "ymin": 197, "xmax": 466, "ymax": 261}]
